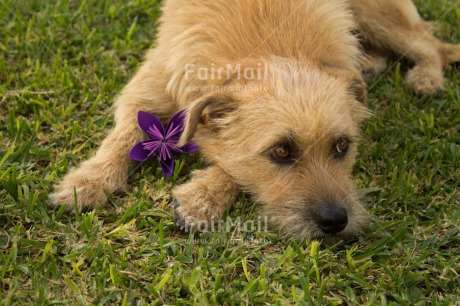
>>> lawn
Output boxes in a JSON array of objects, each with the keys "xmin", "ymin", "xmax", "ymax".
[{"xmin": 1, "ymin": 0, "xmax": 459, "ymax": 304}]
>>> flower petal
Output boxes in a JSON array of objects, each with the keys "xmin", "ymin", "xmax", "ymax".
[
  {"xmin": 160, "ymin": 158, "xmax": 175, "ymax": 179},
  {"xmin": 129, "ymin": 141, "xmax": 153, "ymax": 161},
  {"xmin": 138, "ymin": 111, "xmax": 164, "ymax": 139},
  {"xmin": 165, "ymin": 110, "xmax": 186, "ymax": 139},
  {"xmin": 181, "ymin": 142, "xmax": 200, "ymax": 153}
]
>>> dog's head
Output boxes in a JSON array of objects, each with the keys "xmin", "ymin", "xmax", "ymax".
[{"xmin": 180, "ymin": 60, "xmax": 371, "ymax": 240}]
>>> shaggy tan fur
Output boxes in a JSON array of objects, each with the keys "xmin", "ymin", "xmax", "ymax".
[{"xmin": 50, "ymin": 0, "xmax": 460, "ymax": 239}]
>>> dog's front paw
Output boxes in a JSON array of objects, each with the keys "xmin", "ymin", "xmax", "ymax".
[
  {"xmin": 172, "ymin": 170, "xmax": 236, "ymax": 232},
  {"xmin": 172, "ymin": 190, "xmax": 227, "ymax": 233},
  {"xmin": 50, "ymin": 170, "xmax": 107, "ymax": 213},
  {"xmin": 405, "ymin": 66, "xmax": 444, "ymax": 95}
]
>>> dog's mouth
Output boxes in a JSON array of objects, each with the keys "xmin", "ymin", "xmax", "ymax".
[{"xmin": 259, "ymin": 208, "xmax": 368, "ymax": 242}]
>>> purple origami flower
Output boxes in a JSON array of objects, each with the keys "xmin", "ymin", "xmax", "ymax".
[{"xmin": 129, "ymin": 110, "xmax": 199, "ymax": 179}]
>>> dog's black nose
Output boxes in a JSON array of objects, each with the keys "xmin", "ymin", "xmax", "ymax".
[{"xmin": 315, "ymin": 205, "xmax": 348, "ymax": 234}]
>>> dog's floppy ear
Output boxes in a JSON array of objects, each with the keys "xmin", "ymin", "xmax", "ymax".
[
  {"xmin": 178, "ymin": 92, "xmax": 236, "ymax": 146},
  {"xmin": 349, "ymin": 76, "xmax": 367, "ymax": 105},
  {"xmin": 349, "ymin": 77, "xmax": 371, "ymax": 122},
  {"xmin": 326, "ymin": 67, "xmax": 371, "ymax": 121},
  {"xmin": 323, "ymin": 67, "xmax": 368, "ymax": 105}
]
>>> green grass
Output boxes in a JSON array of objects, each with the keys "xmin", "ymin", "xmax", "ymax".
[{"xmin": 1, "ymin": 0, "xmax": 459, "ymax": 304}]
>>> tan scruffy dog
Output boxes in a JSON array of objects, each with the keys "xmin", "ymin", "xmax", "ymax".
[{"xmin": 50, "ymin": 0, "xmax": 460, "ymax": 239}]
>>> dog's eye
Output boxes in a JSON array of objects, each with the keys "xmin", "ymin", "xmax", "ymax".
[
  {"xmin": 274, "ymin": 146, "xmax": 290, "ymax": 159},
  {"xmin": 333, "ymin": 138, "xmax": 349, "ymax": 158},
  {"xmin": 271, "ymin": 145, "xmax": 292, "ymax": 163}
]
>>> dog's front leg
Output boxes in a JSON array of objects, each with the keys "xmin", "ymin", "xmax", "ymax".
[
  {"xmin": 173, "ymin": 165, "xmax": 238, "ymax": 231},
  {"xmin": 50, "ymin": 59, "xmax": 176, "ymax": 212}
]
